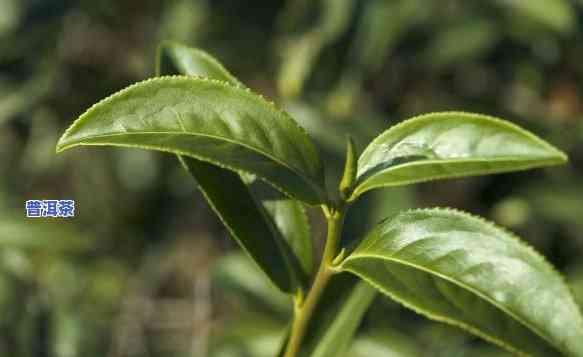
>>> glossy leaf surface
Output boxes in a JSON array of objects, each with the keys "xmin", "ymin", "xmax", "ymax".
[
  {"xmin": 340, "ymin": 208, "xmax": 583, "ymax": 356},
  {"xmin": 351, "ymin": 112, "xmax": 567, "ymax": 200},
  {"xmin": 157, "ymin": 44, "xmax": 313, "ymax": 284},
  {"xmin": 56, "ymin": 76, "xmax": 326, "ymax": 205}
]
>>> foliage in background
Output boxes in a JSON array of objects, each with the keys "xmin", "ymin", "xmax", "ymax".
[{"xmin": 1, "ymin": 0, "xmax": 583, "ymax": 356}]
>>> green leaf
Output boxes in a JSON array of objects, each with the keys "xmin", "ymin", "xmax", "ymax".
[
  {"xmin": 157, "ymin": 41, "xmax": 243, "ymax": 87},
  {"xmin": 180, "ymin": 158, "xmax": 300, "ymax": 293},
  {"xmin": 239, "ymin": 173, "xmax": 313, "ymax": 278},
  {"xmin": 157, "ymin": 43, "xmax": 313, "ymax": 276},
  {"xmin": 350, "ymin": 112, "xmax": 567, "ymax": 201},
  {"xmin": 340, "ymin": 208, "xmax": 583, "ymax": 356},
  {"xmin": 257, "ymin": 186, "xmax": 313, "ymax": 275},
  {"xmin": 339, "ymin": 136, "xmax": 357, "ymax": 200},
  {"xmin": 292, "ymin": 273, "xmax": 376, "ymax": 356},
  {"xmin": 56, "ymin": 76, "xmax": 326, "ymax": 205}
]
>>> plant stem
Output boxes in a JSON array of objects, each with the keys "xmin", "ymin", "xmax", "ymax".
[{"xmin": 284, "ymin": 205, "xmax": 346, "ymax": 357}]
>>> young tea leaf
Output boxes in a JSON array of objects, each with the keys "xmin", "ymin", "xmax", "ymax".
[
  {"xmin": 350, "ymin": 112, "xmax": 567, "ymax": 201},
  {"xmin": 340, "ymin": 208, "xmax": 583, "ymax": 356},
  {"xmin": 339, "ymin": 135, "xmax": 357, "ymax": 200},
  {"xmin": 157, "ymin": 43, "xmax": 313, "ymax": 282},
  {"xmin": 56, "ymin": 76, "xmax": 326, "ymax": 205},
  {"xmin": 157, "ymin": 41, "xmax": 243, "ymax": 87}
]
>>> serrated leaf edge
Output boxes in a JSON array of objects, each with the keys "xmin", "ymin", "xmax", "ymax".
[
  {"xmin": 56, "ymin": 75, "xmax": 326, "ymax": 204},
  {"xmin": 340, "ymin": 207, "xmax": 583, "ymax": 356},
  {"xmin": 352, "ymin": 111, "xmax": 568, "ymax": 200},
  {"xmin": 345, "ymin": 267, "xmax": 529, "ymax": 357},
  {"xmin": 359, "ymin": 112, "xmax": 567, "ymax": 167},
  {"xmin": 157, "ymin": 45, "xmax": 312, "ymax": 281}
]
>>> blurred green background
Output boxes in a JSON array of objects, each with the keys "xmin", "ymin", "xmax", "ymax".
[{"xmin": 1, "ymin": 0, "xmax": 583, "ymax": 356}]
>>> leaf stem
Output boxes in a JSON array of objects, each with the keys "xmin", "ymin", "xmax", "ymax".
[{"xmin": 284, "ymin": 204, "xmax": 346, "ymax": 357}]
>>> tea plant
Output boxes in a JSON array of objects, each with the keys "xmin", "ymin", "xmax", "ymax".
[{"xmin": 56, "ymin": 42, "xmax": 583, "ymax": 356}]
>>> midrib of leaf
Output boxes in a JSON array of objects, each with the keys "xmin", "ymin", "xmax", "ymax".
[
  {"xmin": 156, "ymin": 44, "xmax": 314, "ymax": 288},
  {"xmin": 341, "ymin": 232, "xmax": 580, "ymax": 357},
  {"xmin": 56, "ymin": 75, "xmax": 326, "ymax": 203},
  {"xmin": 357, "ymin": 111, "xmax": 566, "ymax": 169},
  {"xmin": 351, "ymin": 111, "xmax": 567, "ymax": 201},
  {"xmin": 57, "ymin": 130, "xmax": 320, "ymax": 197},
  {"xmin": 58, "ymin": 76, "xmax": 320, "ymax": 166},
  {"xmin": 352, "ymin": 156, "xmax": 564, "ymax": 198},
  {"xmin": 342, "ymin": 265, "xmax": 530, "ymax": 357}
]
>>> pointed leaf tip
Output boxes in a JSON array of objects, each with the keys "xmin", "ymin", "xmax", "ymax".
[
  {"xmin": 55, "ymin": 75, "xmax": 326, "ymax": 205},
  {"xmin": 159, "ymin": 43, "xmax": 314, "ymax": 292},
  {"xmin": 351, "ymin": 112, "xmax": 568, "ymax": 200}
]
